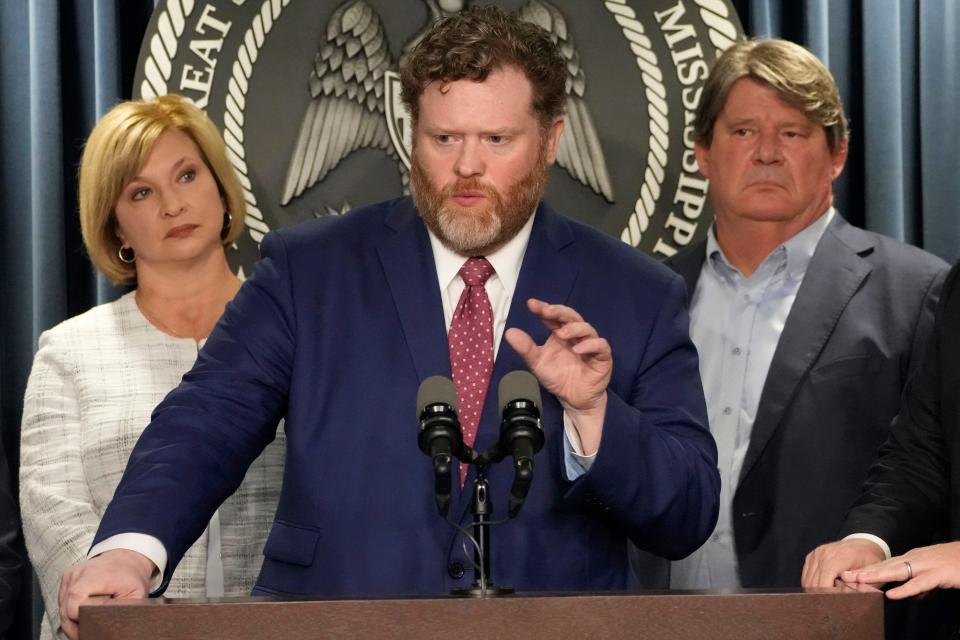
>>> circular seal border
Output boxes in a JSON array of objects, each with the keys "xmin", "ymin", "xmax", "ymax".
[{"xmin": 605, "ymin": 0, "xmax": 739, "ymax": 247}]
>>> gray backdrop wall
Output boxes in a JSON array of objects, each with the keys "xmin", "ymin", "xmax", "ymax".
[{"xmin": 0, "ymin": 1, "xmax": 958, "ymax": 638}]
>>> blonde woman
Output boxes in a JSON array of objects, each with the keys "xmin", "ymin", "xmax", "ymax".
[{"xmin": 19, "ymin": 95, "xmax": 284, "ymax": 639}]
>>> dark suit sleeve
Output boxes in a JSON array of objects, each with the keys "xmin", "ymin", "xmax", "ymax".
[
  {"xmin": 92, "ymin": 232, "xmax": 297, "ymax": 591},
  {"xmin": 564, "ymin": 274, "xmax": 720, "ymax": 559},
  {"xmin": 904, "ymin": 266, "xmax": 947, "ymax": 380},
  {"xmin": 841, "ymin": 263, "xmax": 960, "ymax": 554},
  {"xmin": 0, "ymin": 437, "xmax": 23, "ymax": 635}
]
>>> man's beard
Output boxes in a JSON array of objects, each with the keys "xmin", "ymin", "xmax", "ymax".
[{"xmin": 411, "ymin": 141, "xmax": 549, "ymax": 256}]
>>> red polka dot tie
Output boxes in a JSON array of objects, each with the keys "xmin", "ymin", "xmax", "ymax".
[{"xmin": 448, "ymin": 257, "xmax": 495, "ymax": 486}]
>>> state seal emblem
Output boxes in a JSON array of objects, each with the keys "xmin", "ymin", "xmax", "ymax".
[{"xmin": 134, "ymin": 0, "xmax": 744, "ymax": 273}]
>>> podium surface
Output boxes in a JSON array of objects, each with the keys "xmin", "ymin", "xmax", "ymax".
[{"xmin": 80, "ymin": 589, "xmax": 882, "ymax": 639}]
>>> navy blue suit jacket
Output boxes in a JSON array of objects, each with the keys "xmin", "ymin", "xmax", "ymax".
[{"xmin": 95, "ymin": 198, "xmax": 719, "ymax": 597}]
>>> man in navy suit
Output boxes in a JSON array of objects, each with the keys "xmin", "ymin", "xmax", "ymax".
[{"xmin": 57, "ymin": 7, "xmax": 719, "ymax": 636}]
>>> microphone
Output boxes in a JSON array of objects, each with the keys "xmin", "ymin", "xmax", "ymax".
[
  {"xmin": 417, "ymin": 376, "xmax": 468, "ymax": 516},
  {"xmin": 497, "ymin": 371, "xmax": 545, "ymax": 518}
]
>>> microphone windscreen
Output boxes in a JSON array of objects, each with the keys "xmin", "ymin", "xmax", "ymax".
[
  {"xmin": 498, "ymin": 370, "xmax": 541, "ymax": 415},
  {"xmin": 416, "ymin": 375, "xmax": 459, "ymax": 416}
]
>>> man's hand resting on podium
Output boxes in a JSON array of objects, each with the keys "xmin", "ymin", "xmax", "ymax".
[
  {"xmin": 58, "ymin": 549, "xmax": 155, "ymax": 639},
  {"xmin": 801, "ymin": 538, "xmax": 886, "ymax": 588}
]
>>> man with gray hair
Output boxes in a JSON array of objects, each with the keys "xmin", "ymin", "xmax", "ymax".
[{"xmin": 666, "ymin": 37, "xmax": 947, "ymax": 589}]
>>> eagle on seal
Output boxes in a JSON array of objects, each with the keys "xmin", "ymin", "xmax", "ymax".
[{"xmin": 280, "ymin": 0, "xmax": 614, "ymax": 208}]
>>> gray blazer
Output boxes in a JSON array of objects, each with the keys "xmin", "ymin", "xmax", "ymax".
[{"xmin": 666, "ymin": 213, "xmax": 947, "ymax": 587}]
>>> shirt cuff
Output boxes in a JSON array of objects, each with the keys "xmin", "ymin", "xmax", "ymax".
[
  {"xmin": 88, "ymin": 533, "xmax": 168, "ymax": 592},
  {"xmin": 843, "ymin": 533, "xmax": 891, "ymax": 559},
  {"xmin": 563, "ymin": 411, "xmax": 597, "ymax": 480}
]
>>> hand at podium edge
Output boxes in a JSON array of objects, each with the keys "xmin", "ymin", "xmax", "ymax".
[
  {"xmin": 58, "ymin": 548, "xmax": 155, "ymax": 639},
  {"xmin": 842, "ymin": 541, "xmax": 960, "ymax": 600},
  {"xmin": 801, "ymin": 538, "xmax": 886, "ymax": 589},
  {"xmin": 820, "ymin": 578, "xmax": 882, "ymax": 593}
]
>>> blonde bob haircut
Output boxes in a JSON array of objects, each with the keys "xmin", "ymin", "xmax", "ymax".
[
  {"xmin": 694, "ymin": 38, "xmax": 849, "ymax": 154},
  {"xmin": 79, "ymin": 93, "xmax": 245, "ymax": 285}
]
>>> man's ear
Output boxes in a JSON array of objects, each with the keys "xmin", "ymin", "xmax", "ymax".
[
  {"xmin": 831, "ymin": 136, "xmax": 849, "ymax": 180},
  {"xmin": 544, "ymin": 117, "xmax": 564, "ymax": 165},
  {"xmin": 694, "ymin": 141, "xmax": 712, "ymax": 179}
]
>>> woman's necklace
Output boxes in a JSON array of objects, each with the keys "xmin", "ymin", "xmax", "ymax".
[{"xmin": 135, "ymin": 293, "xmax": 197, "ymax": 342}]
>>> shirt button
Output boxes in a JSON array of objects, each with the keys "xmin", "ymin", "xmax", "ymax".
[
  {"xmin": 723, "ymin": 407, "xmax": 732, "ymax": 415},
  {"xmin": 732, "ymin": 347, "xmax": 742, "ymax": 355},
  {"xmin": 711, "ymin": 533, "xmax": 721, "ymax": 542},
  {"xmin": 448, "ymin": 561, "xmax": 465, "ymax": 579}
]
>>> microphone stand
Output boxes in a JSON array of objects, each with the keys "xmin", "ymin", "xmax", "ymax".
[
  {"xmin": 419, "ymin": 371, "xmax": 542, "ymax": 597},
  {"xmin": 450, "ymin": 462, "xmax": 513, "ymax": 597}
]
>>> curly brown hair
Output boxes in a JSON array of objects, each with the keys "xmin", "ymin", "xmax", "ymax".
[{"xmin": 400, "ymin": 5, "xmax": 566, "ymax": 129}]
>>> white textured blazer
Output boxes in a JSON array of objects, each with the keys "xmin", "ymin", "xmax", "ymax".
[{"xmin": 20, "ymin": 292, "xmax": 285, "ymax": 639}]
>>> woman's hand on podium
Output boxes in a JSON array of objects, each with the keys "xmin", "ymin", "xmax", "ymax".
[
  {"xmin": 58, "ymin": 548, "xmax": 154, "ymax": 639},
  {"xmin": 842, "ymin": 541, "xmax": 960, "ymax": 599}
]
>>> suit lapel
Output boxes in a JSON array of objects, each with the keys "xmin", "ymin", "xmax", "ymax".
[
  {"xmin": 496, "ymin": 203, "xmax": 578, "ymax": 374},
  {"xmin": 738, "ymin": 216, "xmax": 875, "ymax": 485},
  {"xmin": 377, "ymin": 199, "xmax": 451, "ymax": 382}
]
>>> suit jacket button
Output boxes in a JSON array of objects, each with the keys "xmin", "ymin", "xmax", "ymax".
[{"xmin": 448, "ymin": 561, "xmax": 465, "ymax": 579}]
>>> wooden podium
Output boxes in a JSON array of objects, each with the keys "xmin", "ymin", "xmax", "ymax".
[{"xmin": 80, "ymin": 589, "xmax": 882, "ymax": 639}]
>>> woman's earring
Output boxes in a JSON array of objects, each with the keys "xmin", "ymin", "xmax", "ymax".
[
  {"xmin": 221, "ymin": 210, "xmax": 233, "ymax": 239},
  {"xmin": 118, "ymin": 245, "xmax": 135, "ymax": 264}
]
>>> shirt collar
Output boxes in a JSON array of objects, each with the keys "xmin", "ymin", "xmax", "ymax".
[
  {"xmin": 706, "ymin": 207, "xmax": 835, "ymax": 283},
  {"xmin": 427, "ymin": 209, "xmax": 536, "ymax": 296},
  {"xmin": 781, "ymin": 207, "xmax": 834, "ymax": 280}
]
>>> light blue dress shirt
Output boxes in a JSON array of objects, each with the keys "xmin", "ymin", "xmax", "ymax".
[{"xmin": 670, "ymin": 209, "xmax": 835, "ymax": 589}]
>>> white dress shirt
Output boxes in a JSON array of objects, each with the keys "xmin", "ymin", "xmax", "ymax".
[
  {"xmin": 671, "ymin": 209, "xmax": 835, "ymax": 589},
  {"xmin": 428, "ymin": 214, "xmax": 531, "ymax": 361}
]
